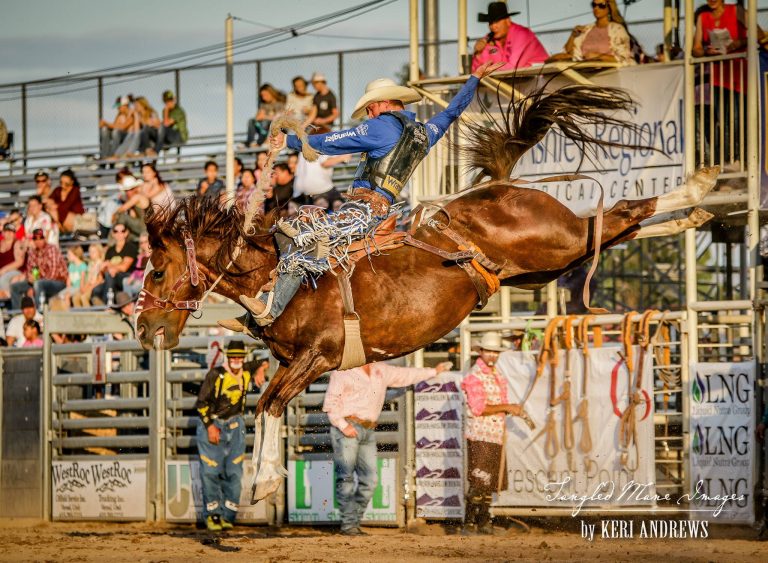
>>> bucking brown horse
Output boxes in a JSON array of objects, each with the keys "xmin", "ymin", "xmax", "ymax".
[{"xmin": 135, "ymin": 80, "xmax": 717, "ymax": 500}]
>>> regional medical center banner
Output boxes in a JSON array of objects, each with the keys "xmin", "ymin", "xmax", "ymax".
[
  {"xmin": 495, "ymin": 346, "xmax": 656, "ymax": 510},
  {"xmin": 689, "ymin": 362, "xmax": 756, "ymax": 524},
  {"xmin": 474, "ymin": 65, "xmax": 684, "ymax": 217}
]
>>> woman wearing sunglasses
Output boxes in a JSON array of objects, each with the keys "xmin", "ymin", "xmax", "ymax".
[{"xmin": 547, "ymin": 0, "xmax": 634, "ymax": 65}]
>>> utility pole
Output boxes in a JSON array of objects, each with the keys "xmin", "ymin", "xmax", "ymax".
[
  {"xmin": 225, "ymin": 14, "xmax": 235, "ymax": 206},
  {"xmin": 423, "ymin": 0, "xmax": 439, "ymax": 77}
]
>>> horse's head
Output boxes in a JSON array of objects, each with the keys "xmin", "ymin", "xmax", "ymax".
[{"xmin": 136, "ymin": 229, "xmax": 205, "ymax": 350}]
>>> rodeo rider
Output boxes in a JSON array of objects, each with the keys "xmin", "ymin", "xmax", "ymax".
[
  {"xmin": 195, "ymin": 340, "xmax": 267, "ymax": 531},
  {"xmin": 219, "ymin": 61, "xmax": 503, "ymax": 335},
  {"xmin": 460, "ymin": 331, "xmax": 523, "ymax": 535}
]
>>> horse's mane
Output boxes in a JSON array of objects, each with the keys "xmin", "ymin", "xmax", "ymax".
[
  {"xmin": 145, "ymin": 196, "xmax": 275, "ymax": 274},
  {"xmin": 459, "ymin": 68, "xmax": 653, "ymax": 183}
]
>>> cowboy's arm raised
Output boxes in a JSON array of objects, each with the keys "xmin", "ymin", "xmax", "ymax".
[{"xmin": 425, "ymin": 61, "xmax": 504, "ymax": 146}]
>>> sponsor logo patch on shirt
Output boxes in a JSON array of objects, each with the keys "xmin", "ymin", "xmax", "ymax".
[
  {"xmin": 355, "ymin": 123, "xmax": 369, "ymax": 136},
  {"xmin": 324, "ymin": 130, "xmax": 356, "ymax": 143},
  {"xmin": 427, "ymin": 123, "xmax": 439, "ymax": 135}
]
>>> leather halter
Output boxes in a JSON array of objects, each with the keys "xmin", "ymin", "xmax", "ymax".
[{"xmin": 135, "ymin": 231, "xmax": 205, "ymax": 314}]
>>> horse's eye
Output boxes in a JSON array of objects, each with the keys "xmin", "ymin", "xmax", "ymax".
[{"xmin": 152, "ymin": 270, "xmax": 164, "ymax": 281}]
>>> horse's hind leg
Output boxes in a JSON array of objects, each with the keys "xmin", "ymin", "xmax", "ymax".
[{"xmin": 654, "ymin": 166, "xmax": 718, "ymax": 213}]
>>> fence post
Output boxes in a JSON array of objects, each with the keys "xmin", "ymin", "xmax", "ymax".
[
  {"xmin": 147, "ymin": 348, "xmax": 167, "ymax": 521},
  {"xmin": 21, "ymin": 83, "xmax": 28, "ymax": 171},
  {"xmin": 97, "ymin": 77, "xmax": 103, "ymax": 123},
  {"xmin": 337, "ymin": 52, "xmax": 344, "ymax": 126},
  {"xmin": 174, "ymin": 70, "xmax": 181, "ymax": 102},
  {"xmin": 41, "ymin": 306, "xmax": 52, "ymax": 520}
]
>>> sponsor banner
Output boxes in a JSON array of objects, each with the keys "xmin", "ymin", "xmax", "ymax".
[
  {"xmin": 495, "ymin": 346, "xmax": 655, "ymax": 508},
  {"xmin": 165, "ymin": 459, "xmax": 268, "ymax": 522},
  {"xmin": 474, "ymin": 65, "xmax": 684, "ymax": 217},
  {"xmin": 415, "ymin": 371, "xmax": 465, "ymax": 519},
  {"xmin": 287, "ymin": 457, "xmax": 397, "ymax": 523},
  {"xmin": 689, "ymin": 362, "xmax": 755, "ymax": 524},
  {"xmin": 52, "ymin": 459, "xmax": 147, "ymax": 520}
]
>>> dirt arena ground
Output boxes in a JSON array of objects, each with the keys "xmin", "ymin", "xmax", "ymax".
[{"xmin": 0, "ymin": 518, "xmax": 763, "ymax": 562}]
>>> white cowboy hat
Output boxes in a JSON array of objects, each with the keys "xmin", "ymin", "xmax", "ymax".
[
  {"xmin": 351, "ymin": 78, "xmax": 422, "ymax": 120},
  {"xmin": 475, "ymin": 331, "xmax": 508, "ymax": 352},
  {"xmin": 119, "ymin": 176, "xmax": 143, "ymax": 191}
]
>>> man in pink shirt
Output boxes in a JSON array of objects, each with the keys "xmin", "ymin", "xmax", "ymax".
[
  {"xmin": 323, "ymin": 360, "xmax": 451, "ymax": 535},
  {"xmin": 471, "ymin": 2, "xmax": 548, "ymax": 72}
]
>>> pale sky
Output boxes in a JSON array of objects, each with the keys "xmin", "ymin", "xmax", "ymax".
[{"xmin": 0, "ymin": 0, "xmax": 665, "ymax": 84}]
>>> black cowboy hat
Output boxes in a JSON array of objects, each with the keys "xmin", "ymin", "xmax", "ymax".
[
  {"xmin": 226, "ymin": 339, "xmax": 248, "ymax": 358},
  {"xmin": 478, "ymin": 2, "xmax": 520, "ymax": 23}
]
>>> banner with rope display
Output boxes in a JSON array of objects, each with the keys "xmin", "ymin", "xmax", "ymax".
[{"xmin": 494, "ymin": 343, "xmax": 655, "ymax": 509}]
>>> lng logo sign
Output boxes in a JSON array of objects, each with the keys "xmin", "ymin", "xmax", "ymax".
[
  {"xmin": 689, "ymin": 362, "xmax": 755, "ymax": 524},
  {"xmin": 288, "ymin": 457, "xmax": 397, "ymax": 523}
]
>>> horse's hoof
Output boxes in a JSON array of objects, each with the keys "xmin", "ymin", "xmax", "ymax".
[{"xmin": 251, "ymin": 477, "xmax": 281, "ymax": 502}]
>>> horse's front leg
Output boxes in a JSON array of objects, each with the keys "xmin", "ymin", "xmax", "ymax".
[{"xmin": 251, "ymin": 354, "xmax": 332, "ymax": 502}]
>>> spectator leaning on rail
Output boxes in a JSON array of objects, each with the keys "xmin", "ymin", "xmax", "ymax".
[
  {"xmin": 547, "ymin": 0, "xmax": 634, "ymax": 65},
  {"xmin": 471, "ymin": 2, "xmax": 548, "ymax": 72},
  {"xmin": 10, "ymin": 228, "xmax": 67, "ymax": 310},
  {"xmin": 460, "ymin": 331, "xmax": 524, "ymax": 535},
  {"xmin": 220, "ymin": 61, "xmax": 502, "ymax": 334},
  {"xmin": 157, "ymin": 90, "xmax": 188, "ymax": 151},
  {"xmin": 195, "ymin": 340, "xmax": 268, "ymax": 532},
  {"xmin": 323, "ymin": 360, "xmax": 452, "ymax": 535}
]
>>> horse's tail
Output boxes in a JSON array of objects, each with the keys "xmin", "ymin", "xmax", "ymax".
[{"xmin": 459, "ymin": 76, "xmax": 651, "ymax": 182}]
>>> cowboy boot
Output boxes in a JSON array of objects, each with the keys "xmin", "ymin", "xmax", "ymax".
[
  {"xmin": 217, "ymin": 314, "xmax": 259, "ymax": 339},
  {"xmin": 240, "ymin": 272, "xmax": 303, "ymax": 327},
  {"xmin": 239, "ymin": 295, "xmax": 274, "ymax": 327}
]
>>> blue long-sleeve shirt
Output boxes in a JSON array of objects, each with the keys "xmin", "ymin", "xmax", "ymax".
[{"xmin": 286, "ymin": 76, "xmax": 480, "ymax": 190}]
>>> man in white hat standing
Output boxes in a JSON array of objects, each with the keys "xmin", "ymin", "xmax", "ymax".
[
  {"xmin": 460, "ymin": 331, "xmax": 522, "ymax": 535},
  {"xmin": 221, "ymin": 60, "xmax": 502, "ymax": 332}
]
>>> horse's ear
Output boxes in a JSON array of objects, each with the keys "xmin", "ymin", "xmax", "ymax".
[{"xmin": 145, "ymin": 206, "xmax": 167, "ymax": 250}]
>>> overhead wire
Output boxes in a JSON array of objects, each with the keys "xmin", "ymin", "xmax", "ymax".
[{"xmin": 0, "ymin": 0, "xmax": 396, "ymax": 99}]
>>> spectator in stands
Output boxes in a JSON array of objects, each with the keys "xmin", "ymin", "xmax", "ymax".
[
  {"xmin": 113, "ymin": 175, "xmax": 149, "ymax": 239},
  {"xmin": 692, "ymin": 0, "xmax": 748, "ymax": 166},
  {"xmin": 311, "ymin": 189, "xmax": 342, "ymax": 213},
  {"xmin": 72, "ymin": 243, "xmax": 105, "ymax": 307},
  {"xmin": 141, "ymin": 162, "xmax": 175, "ymax": 210},
  {"xmin": 197, "ymin": 160, "xmax": 225, "ymax": 199},
  {"xmin": 135, "ymin": 96, "xmax": 161, "ymax": 156},
  {"xmin": 546, "ymin": 0, "xmax": 634, "ymax": 65},
  {"xmin": 286, "ymin": 152, "xmax": 299, "ymax": 175},
  {"xmin": 122, "ymin": 233, "xmax": 150, "ymax": 299},
  {"xmin": 245, "ymin": 84, "xmax": 286, "ymax": 148},
  {"xmin": 99, "ymin": 95, "xmax": 133, "ymax": 159},
  {"xmin": 60, "ymin": 245, "xmax": 88, "ymax": 306},
  {"xmin": 5, "ymin": 296, "xmax": 43, "ymax": 347},
  {"xmin": 234, "ymin": 157, "xmax": 244, "ymax": 190},
  {"xmin": 254, "ymin": 151, "xmax": 268, "ymax": 183},
  {"xmin": 472, "ymin": 2, "xmax": 548, "ymax": 71},
  {"xmin": 23, "ymin": 196, "xmax": 57, "ymax": 245},
  {"xmin": 307, "ymin": 73, "xmax": 339, "ymax": 134},
  {"xmin": 91, "ymin": 222, "xmax": 137, "ymax": 306},
  {"xmin": 286, "ymin": 76, "xmax": 315, "ymax": 127},
  {"xmin": 113, "ymin": 95, "xmax": 143, "ymax": 158},
  {"xmin": 10, "ymin": 228, "xmax": 67, "ymax": 309},
  {"xmin": 294, "ymin": 152, "xmax": 351, "ymax": 203},
  {"xmin": 460, "ymin": 331, "xmax": 523, "ymax": 535},
  {"xmin": 266, "ymin": 162, "xmax": 294, "ymax": 214},
  {"xmin": 235, "ymin": 168, "xmax": 258, "ymax": 213},
  {"xmin": 0, "ymin": 223, "xmax": 24, "ymax": 299},
  {"xmin": 47, "ymin": 169, "xmax": 85, "ymax": 234},
  {"xmin": 21, "ymin": 319, "xmax": 42, "ymax": 347},
  {"xmin": 0, "ymin": 116, "xmax": 10, "ymax": 160},
  {"xmin": 157, "ymin": 90, "xmax": 188, "ymax": 150},
  {"xmin": 0, "ymin": 210, "xmax": 25, "ymax": 240},
  {"xmin": 34, "ymin": 170, "xmax": 53, "ymax": 202}
]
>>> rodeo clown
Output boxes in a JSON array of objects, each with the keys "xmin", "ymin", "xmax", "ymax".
[
  {"xmin": 195, "ymin": 340, "xmax": 267, "ymax": 531},
  {"xmin": 219, "ymin": 61, "xmax": 503, "ymax": 335}
]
